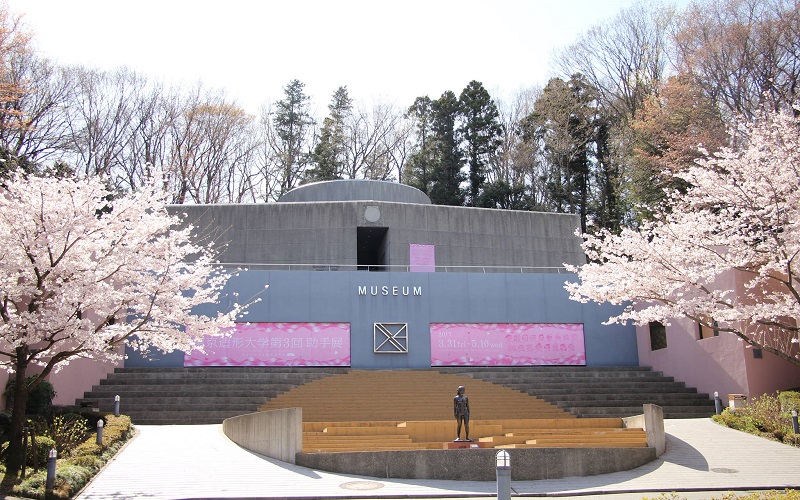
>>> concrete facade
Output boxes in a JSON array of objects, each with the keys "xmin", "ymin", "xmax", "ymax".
[
  {"xmin": 172, "ymin": 200, "xmax": 584, "ymax": 270},
  {"xmin": 295, "ymin": 446, "xmax": 656, "ymax": 481},
  {"xmin": 222, "ymin": 407, "xmax": 302, "ymax": 464},
  {"xmin": 277, "ymin": 179, "xmax": 432, "ymax": 204},
  {"xmin": 139, "ymin": 180, "xmax": 618, "ymax": 370}
]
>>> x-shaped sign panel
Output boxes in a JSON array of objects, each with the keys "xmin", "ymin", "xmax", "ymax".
[{"xmin": 374, "ymin": 323, "xmax": 408, "ymax": 353}]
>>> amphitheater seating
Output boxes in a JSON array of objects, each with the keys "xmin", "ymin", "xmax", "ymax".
[
  {"xmin": 78, "ymin": 365, "xmax": 713, "ymax": 426},
  {"xmin": 257, "ymin": 371, "xmax": 648, "ymax": 453},
  {"xmin": 258, "ymin": 370, "xmax": 573, "ymax": 421}
]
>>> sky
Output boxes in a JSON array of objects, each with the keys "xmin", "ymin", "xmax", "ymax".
[{"xmin": 7, "ymin": 0, "xmax": 688, "ymax": 115}]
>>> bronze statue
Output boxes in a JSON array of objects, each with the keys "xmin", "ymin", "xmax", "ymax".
[{"xmin": 453, "ymin": 385, "xmax": 471, "ymax": 441}]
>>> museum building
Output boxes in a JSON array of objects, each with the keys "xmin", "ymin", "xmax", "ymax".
[{"xmin": 40, "ymin": 179, "xmax": 800, "ymax": 405}]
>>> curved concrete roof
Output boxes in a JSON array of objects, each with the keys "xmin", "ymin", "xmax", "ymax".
[{"xmin": 278, "ymin": 179, "xmax": 431, "ymax": 204}]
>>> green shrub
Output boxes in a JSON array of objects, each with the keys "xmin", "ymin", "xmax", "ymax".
[
  {"xmin": 63, "ymin": 454, "xmax": 103, "ymax": 470},
  {"xmin": 12, "ymin": 463, "xmax": 93, "ymax": 499},
  {"xmin": 70, "ymin": 441, "xmax": 100, "ymax": 457},
  {"xmin": 26, "ymin": 435, "xmax": 55, "ymax": 469},
  {"xmin": 4, "ymin": 376, "xmax": 56, "ymax": 415},
  {"xmin": 32, "ymin": 414, "xmax": 90, "ymax": 454},
  {"xmin": 779, "ymin": 391, "xmax": 800, "ymax": 414},
  {"xmin": 713, "ymin": 408, "xmax": 757, "ymax": 433},
  {"xmin": 743, "ymin": 393, "xmax": 792, "ymax": 436}
]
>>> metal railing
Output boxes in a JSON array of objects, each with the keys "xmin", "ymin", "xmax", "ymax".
[{"xmin": 210, "ymin": 262, "xmax": 569, "ymax": 273}]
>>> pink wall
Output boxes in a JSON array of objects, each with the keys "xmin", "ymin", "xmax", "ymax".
[
  {"xmin": 743, "ymin": 346, "xmax": 800, "ymax": 396},
  {"xmin": 638, "ymin": 315, "xmax": 800, "ymax": 401},
  {"xmin": 636, "ymin": 317, "xmax": 749, "ymax": 401},
  {"xmin": 0, "ymin": 347, "xmax": 123, "ymax": 410},
  {"xmin": 50, "ymin": 349, "xmax": 124, "ymax": 406}
]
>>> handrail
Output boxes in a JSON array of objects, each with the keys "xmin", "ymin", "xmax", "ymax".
[{"xmin": 210, "ymin": 262, "xmax": 569, "ymax": 273}]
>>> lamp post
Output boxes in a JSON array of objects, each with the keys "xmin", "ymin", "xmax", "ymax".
[
  {"xmin": 46, "ymin": 449, "xmax": 57, "ymax": 492},
  {"xmin": 792, "ymin": 410, "xmax": 799, "ymax": 435},
  {"xmin": 714, "ymin": 391, "xmax": 722, "ymax": 415},
  {"xmin": 496, "ymin": 450, "xmax": 511, "ymax": 500},
  {"xmin": 96, "ymin": 419, "xmax": 104, "ymax": 446},
  {"xmin": 114, "ymin": 395, "xmax": 120, "ymax": 417}
]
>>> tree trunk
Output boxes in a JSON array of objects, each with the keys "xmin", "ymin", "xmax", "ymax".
[{"xmin": 5, "ymin": 349, "xmax": 29, "ymax": 477}]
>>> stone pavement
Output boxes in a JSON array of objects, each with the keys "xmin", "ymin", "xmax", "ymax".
[{"xmin": 76, "ymin": 418, "xmax": 800, "ymax": 500}]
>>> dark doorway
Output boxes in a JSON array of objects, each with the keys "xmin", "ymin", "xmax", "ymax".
[{"xmin": 357, "ymin": 227, "xmax": 388, "ymax": 271}]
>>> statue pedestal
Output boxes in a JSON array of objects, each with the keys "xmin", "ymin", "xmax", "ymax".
[{"xmin": 443, "ymin": 441, "xmax": 490, "ymax": 449}]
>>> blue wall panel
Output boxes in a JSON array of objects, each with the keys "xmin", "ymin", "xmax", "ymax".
[{"xmin": 125, "ymin": 270, "xmax": 638, "ymax": 368}]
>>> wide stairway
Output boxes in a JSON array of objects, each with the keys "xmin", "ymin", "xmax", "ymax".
[
  {"xmin": 77, "ymin": 366, "xmax": 347, "ymax": 424},
  {"xmin": 437, "ymin": 366, "xmax": 715, "ymax": 418},
  {"xmin": 258, "ymin": 370, "xmax": 647, "ymax": 453},
  {"xmin": 78, "ymin": 365, "xmax": 712, "ymax": 434}
]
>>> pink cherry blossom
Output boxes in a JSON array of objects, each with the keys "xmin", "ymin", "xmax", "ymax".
[{"xmin": 566, "ymin": 110, "xmax": 800, "ymax": 365}]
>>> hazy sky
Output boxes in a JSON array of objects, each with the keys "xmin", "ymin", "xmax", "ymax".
[{"xmin": 8, "ymin": 0, "xmax": 688, "ymax": 114}]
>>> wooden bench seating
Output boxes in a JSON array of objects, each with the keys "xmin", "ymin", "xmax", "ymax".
[
  {"xmin": 256, "ymin": 370, "xmax": 647, "ymax": 453},
  {"xmin": 300, "ymin": 418, "xmax": 647, "ymax": 453}
]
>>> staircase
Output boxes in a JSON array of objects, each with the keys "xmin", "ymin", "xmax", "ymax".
[
  {"xmin": 78, "ymin": 365, "xmax": 715, "ymax": 425},
  {"xmin": 437, "ymin": 366, "xmax": 715, "ymax": 418},
  {"xmin": 77, "ymin": 366, "xmax": 347, "ymax": 424}
]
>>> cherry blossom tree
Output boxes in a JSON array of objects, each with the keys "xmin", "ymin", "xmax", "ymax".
[
  {"xmin": 566, "ymin": 110, "xmax": 800, "ymax": 366},
  {"xmin": 0, "ymin": 173, "xmax": 249, "ymax": 476}
]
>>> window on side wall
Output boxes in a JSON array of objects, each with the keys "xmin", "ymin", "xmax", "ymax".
[
  {"xmin": 649, "ymin": 321, "xmax": 667, "ymax": 350},
  {"xmin": 698, "ymin": 320, "xmax": 719, "ymax": 340}
]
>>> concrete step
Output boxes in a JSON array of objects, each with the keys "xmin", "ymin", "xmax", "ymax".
[
  {"xmin": 524, "ymin": 386, "xmax": 699, "ymax": 395},
  {"xmin": 548, "ymin": 397, "xmax": 711, "ymax": 407},
  {"xmin": 99, "ymin": 377, "xmax": 306, "ymax": 386},
  {"xmin": 437, "ymin": 366, "xmax": 653, "ymax": 373},
  {"xmin": 114, "ymin": 367, "xmax": 349, "ymax": 374},
  {"xmin": 571, "ymin": 406, "xmax": 714, "ymax": 418},
  {"xmin": 83, "ymin": 389, "xmax": 282, "ymax": 399},
  {"xmin": 445, "ymin": 366, "xmax": 715, "ymax": 420},
  {"xmin": 78, "ymin": 367, "xmax": 333, "ymax": 424}
]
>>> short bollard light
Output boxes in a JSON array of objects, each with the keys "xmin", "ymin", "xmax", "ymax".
[
  {"xmin": 96, "ymin": 419, "xmax": 104, "ymax": 446},
  {"xmin": 792, "ymin": 410, "xmax": 799, "ymax": 435},
  {"xmin": 714, "ymin": 391, "xmax": 722, "ymax": 415},
  {"xmin": 45, "ymin": 448, "xmax": 57, "ymax": 492},
  {"xmin": 114, "ymin": 395, "xmax": 120, "ymax": 417},
  {"xmin": 496, "ymin": 450, "xmax": 511, "ymax": 500}
]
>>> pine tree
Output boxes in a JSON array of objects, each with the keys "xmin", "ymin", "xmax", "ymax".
[
  {"xmin": 272, "ymin": 79, "xmax": 314, "ymax": 195},
  {"xmin": 428, "ymin": 91, "xmax": 465, "ymax": 206},
  {"xmin": 458, "ymin": 81, "xmax": 503, "ymax": 206},
  {"xmin": 404, "ymin": 96, "xmax": 436, "ymax": 194},
  {"xmin": 305, "ymin": 86, "xmax": 352, "ymax": 183}
]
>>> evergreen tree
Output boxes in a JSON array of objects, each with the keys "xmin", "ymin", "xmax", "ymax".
[
  {"xmin": 521, "ymin": 75, "xmax": 599, "ymax": 233},
  {"xmin": 272, "ymin": 79, "xmax": 314, "ymax": 196},
  {"xmin": 458, "ymin": 81, "xmax": 503, "ymax": 207},
  {"xmin": 403, "ymin": 96, "xmax": 436, "ymax": 194},
  {"xmin": 428, "ymin": 91, "xmax": 465, "ymax": 206},
  {"xmin": 305, "ymin": 86, "xmax": 352, "ymax": 183}
]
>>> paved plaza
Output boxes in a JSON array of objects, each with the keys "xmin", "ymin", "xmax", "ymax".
[{"xmin": 75, "ymin": 418, "xmax": 800, "ymax": 500}]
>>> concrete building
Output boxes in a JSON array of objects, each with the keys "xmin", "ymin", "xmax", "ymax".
[
  {"xmin": 120, "ymin": 179, "xmax": 638, "ymax": 374},
  {"xmin": 38, "ymin": 179, "xmax": 798, "ymax": 406}
]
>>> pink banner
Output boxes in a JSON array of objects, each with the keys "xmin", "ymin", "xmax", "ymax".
[
  {"xmin": 430, "ymin": 323, "xmax": 586, "ymax": 366},
  {"xmin": 184, "ymin": 322, "xmax": 351, "ymax": 367},
  {"xmin": 410, "ymin": 244, "xmax": 435, "ymax": 272}
]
